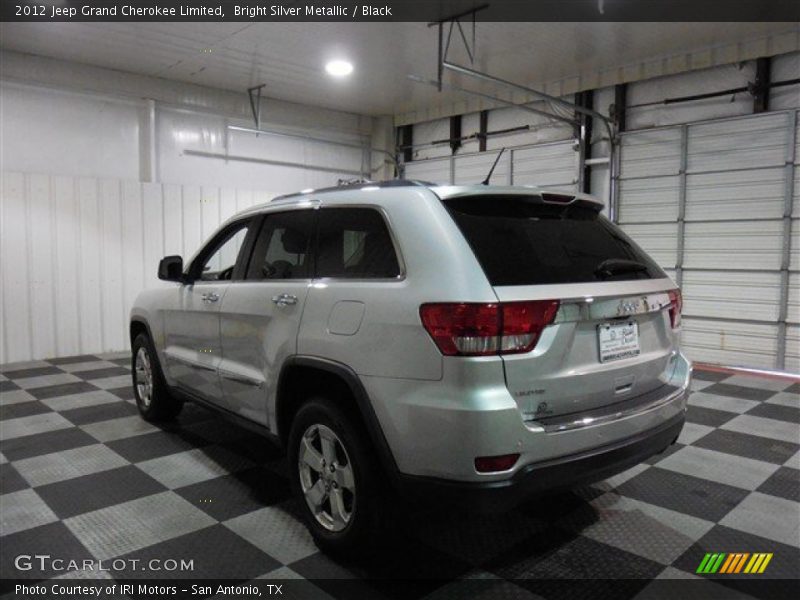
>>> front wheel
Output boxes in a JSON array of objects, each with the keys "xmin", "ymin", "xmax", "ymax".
[
  {"xmin": 288, "ymin": 398, "xmax": 383, "ymax": 556},
  {"xmin": 131, "ymin": 333, "xmax": 182, "ymax": 422}
]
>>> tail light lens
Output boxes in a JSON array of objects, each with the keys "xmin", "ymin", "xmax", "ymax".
[
  {"xmin": 420, "ymin": 300, "xmax": 559, "ymax": 356},
  {"xmin": 668, "ymin": 289, "xmax": 682, "ymax": 329}
]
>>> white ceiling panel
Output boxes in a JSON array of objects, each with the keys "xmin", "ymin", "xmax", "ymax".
[{"xmin": 1, "ymin": 21, "xmax": 797, "ymax": 119}]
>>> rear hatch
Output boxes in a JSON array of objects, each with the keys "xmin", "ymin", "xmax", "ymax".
[{"xmin": 441, "ymin": 192, "xmax": 679, "ymax": 422}]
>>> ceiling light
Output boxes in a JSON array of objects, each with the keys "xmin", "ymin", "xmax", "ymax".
[{"xmin": 325, "ymin": 60, "xmax": 353, "ymax": 77}]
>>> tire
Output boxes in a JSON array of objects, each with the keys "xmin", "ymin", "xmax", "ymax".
[
  {"xmin": 288, "ymin": 397, "xmax": 384, "ymax": 556},
  {"xmin": 131, "ymin": 332, "xmax": 183, "ymax": 422}
]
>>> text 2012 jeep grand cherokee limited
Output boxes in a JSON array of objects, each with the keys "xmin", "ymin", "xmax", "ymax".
[{"xmin": 130, "ymin": 181, "xmax": 691, "ymax": 554}]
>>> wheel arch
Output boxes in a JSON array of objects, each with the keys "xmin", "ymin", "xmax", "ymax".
[
  {"xmin": 129, "ymin": 319, "xmax": 152, "ymax": 344},
  {"xmin": 276, "ymin": 356, "xmax": 400, "ymax": 478}
]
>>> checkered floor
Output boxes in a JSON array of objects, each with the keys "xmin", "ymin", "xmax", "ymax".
[{"xmin": 1, "ymin": 354, "xmax": 798, "ymax": 599}]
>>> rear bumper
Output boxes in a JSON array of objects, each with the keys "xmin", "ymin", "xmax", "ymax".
[
  {"xmin": 396, "ymin": 413, "xmax": 684, "ymax": 512},
  {"xmin": 363, "ymin": 350, "xmax": 692, "ymax": 483}
]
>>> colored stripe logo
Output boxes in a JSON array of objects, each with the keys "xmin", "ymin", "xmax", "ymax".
[{"xmin": 696, "ymin": 553, "xmax": 773, "ymax": 574}]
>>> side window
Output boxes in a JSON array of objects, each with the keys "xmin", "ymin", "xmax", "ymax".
[
  {"xmin": 316, "ymin": 208, "xmax": 400, "ymax": 279},
  {"xmin": 246, "ymin": 210, "xmax": 315, "ymax": 280},
  {"xmin": 196, "ymin": 220, "xmax": 251, "ymax": 281}
]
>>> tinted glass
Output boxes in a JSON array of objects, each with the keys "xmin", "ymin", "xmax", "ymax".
[
  {"xmin": 444, "ymin": 196, "xmax": 665, "ymax": 286},
  {"xmin": 316, "ymin": 208, "xmax": 400, "ymax": 279},
  {"xmin": 246, "ymin": 210, "xmax": 314, "ymax": 280},
  {"xmin": 197, "ymin": 221, "xmax": 251, "ymax": 281}
]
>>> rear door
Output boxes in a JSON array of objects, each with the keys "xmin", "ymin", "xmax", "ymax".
[
  {"xmin": 217, "ymin": 209, "xmax": 315, "ymax": 425},
  {"xmin": 443, "ymin": 194, "xmax": 678, "ymax": 421}
]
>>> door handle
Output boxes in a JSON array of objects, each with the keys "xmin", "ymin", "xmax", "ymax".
[
  {"xmin": 201, "ymin": 292, "xmax": 219, "ymax": 303},
  {"xmin": 272, "ymin": 293, "xmax": 298, "ymax": 307}
]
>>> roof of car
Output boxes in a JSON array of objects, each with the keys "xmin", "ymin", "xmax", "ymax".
[{"xmin": 235, "ymin": 179, "xmax": 604, "ymax": 218}]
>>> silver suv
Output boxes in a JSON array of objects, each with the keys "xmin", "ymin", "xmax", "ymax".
[{"xmin": 130, "ymin": 181, "xmax": 691, "ymax": 554}]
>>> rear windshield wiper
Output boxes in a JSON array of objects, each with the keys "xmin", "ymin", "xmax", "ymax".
[{"xmin": 594, "ymin": 258, "xmax": 649, "ymax": 279}]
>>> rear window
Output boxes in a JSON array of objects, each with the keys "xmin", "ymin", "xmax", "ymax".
[{"xmin": 444, "ymin": 196, "xmax": 665, "ymax": 286}]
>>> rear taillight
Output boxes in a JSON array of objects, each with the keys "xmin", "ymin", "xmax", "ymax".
[
  {"xmin": 419, "ymin": 300, "xmax": 559, "ymax": 357},
  {"xmin": 668, "ymin": 289, "xmax": 682, "ymax": 329}
]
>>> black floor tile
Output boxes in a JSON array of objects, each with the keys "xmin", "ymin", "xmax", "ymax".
[
  {"xmin": 111, "ymin": 524, "xmax": 281, "ymax": 580},
  {"xmin": 0, "ymin": 522, "xmax": 94, "ymax": 580},
  {"xmin": 288, "ymin": 552, "xmax": 380, "ymax": 600},
  {"xmin": 0, "ymin": 380, "xmax": 20, "ymax": 392},
  {"xmin": 36, "ymin": 465, "xmax": 165, "ymax": 519},
  {"xmin": 757, "ymin": 466, "xmax": 800, "ymax": 503},
  {"xmin": 292, "ymin": 536, "xmax": 472, "ymax": 600},
  {"xmin": 106, "ymin": 429, "xmax": 211, "ymax": 463},
  {"xmin": 693, "ymin": 370, "xmax": 731, "ymax": 382},
  {"xmin": 175, "ymin": 466, "xmax": 291, "ymax": 521},
  {"xmin": 61, "ymin": 400, "xmax": 138, "ymax": 426},
  {"xmin": 489, "ymin": 535, "xmax": 661, "ymax": 600},
  {"xmin": 701, "ymin": 383, "xmax": 776, "ymax": 402},
  {"xmin": 107, "ymin": 386, "xmax": 135, "ymax": 400},
  {"xmin": 692, "ymin": 429, "xmax": 799, "ymax": 465},
  {"xmin": 354, "ymin": 538, "xmax": 473, "ymax": 600},
  {"xmin": 0, "ymin": 427, "xmax": 97, "ymax": 461},
  {"xmin": 674, "ymin": 525, "xmax": 800, "ymax": 585},
  {"xmin": 746, "ymin": 402, "xmax": 800, "ymax": 424},
  {"xmin": 614, "ymin": 467, "xmax": 749, "ymax": 522},
  {"xmin": 685, "ymin": 405, "xmax": 737, "ymax": 427},
  {"xmin": 75, "ymin": 366, "xmax": 131, "ymax": 381},
  {"xmin": 0, "ymin": 462, "xmax": 29, "ymax": 494},
  {"xmin": 108, "ymin": 357, "xmax": 132, "ymax": 367},
  {"xmin": 784, "ymin": 382, "xmax": 800, "ymax": 395},
  {"xmin": 0, "ymin": 366, "xmax": 63, "ymax": 378},
  {"xmin": 46, "ymin": 355, "xmax": 101, "ymax": 365},
  {"xmin": 0, "ymin": 400, "xmax": 52, "ymax": 421},
  {"xmin": 28, "ymin": 381, "xmax": 99, "ymax": 400}
]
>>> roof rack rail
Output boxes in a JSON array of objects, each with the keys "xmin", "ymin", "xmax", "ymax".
[{"xmin": 270, "ymin": 179, "xmax": 432, "ymax": 202}]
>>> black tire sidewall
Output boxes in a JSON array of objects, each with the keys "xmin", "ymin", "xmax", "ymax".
[
  {"xmin": 288, "ymin": 398, "xmax": 379, "ymax": 555},
  {"xmin": 131, "ymin": 332, "xmax": 180, "ymax": 421}
]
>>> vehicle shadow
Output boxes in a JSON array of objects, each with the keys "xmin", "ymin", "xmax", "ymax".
[{"xmin": 157, "ymin": 402, "xmax": 605, "ymax": 586}]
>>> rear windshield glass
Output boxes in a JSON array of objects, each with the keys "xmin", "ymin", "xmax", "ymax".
[{"xmin": 443, "ymin": 196, "xmax": 666, "ymax": 286}]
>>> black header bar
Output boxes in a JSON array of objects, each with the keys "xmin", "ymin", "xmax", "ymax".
[{"xmin": 2, "ymin": 0, "xmax": 799, "ymax": 22}]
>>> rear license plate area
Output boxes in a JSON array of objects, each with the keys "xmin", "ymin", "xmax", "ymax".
[{"xmin": 598, "ymin": 321, "xmax": 640, "ymax": 363}]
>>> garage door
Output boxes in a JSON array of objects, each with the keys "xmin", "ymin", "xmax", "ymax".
[
  {"xmin": 403, "ymin": 156, "xmax": 451, "ymax": 184},
  {"xmin": 617, "ymin": 110, "xmax": 799, "ymax": 371},
  {"xmin": 403, "ymin": 139, "xmax": 578, "ymax": 190}
]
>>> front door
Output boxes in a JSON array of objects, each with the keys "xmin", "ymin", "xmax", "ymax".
[
  {"xmin": 218, "ymin": 209, "xmax": 316, "ymax": 425},
  {"xmin": 163, "ymin": 218, "xmax": 255, "ymax": 403}
]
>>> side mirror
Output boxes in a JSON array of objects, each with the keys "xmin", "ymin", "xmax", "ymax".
[{"xmin": 158, "ymin": 255, "xmax": 184, "ymax": 282}]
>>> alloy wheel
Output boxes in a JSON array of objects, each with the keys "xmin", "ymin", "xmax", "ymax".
[
  {"xmin": 135, "ymin": 346, "xmax": 153, "ymax": 408},
  {"xmin": 298, "ymin": 423, "xmax": 356, "ymax": 532}
]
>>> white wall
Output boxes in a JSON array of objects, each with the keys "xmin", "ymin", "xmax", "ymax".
[
  {"xmin": 0, "ymin": 51, "xmax": 376, "ymax": 363},
  {"xmin": 0, "ymin": 171, "xmax": 278, "ymax": 364}
]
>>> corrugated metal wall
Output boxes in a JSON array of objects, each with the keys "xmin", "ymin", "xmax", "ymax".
[
  {"xmin": 403, "ymin": 139, "xmax": 578, "ymax": 191},
  {"xmin": 618, "ymin": 110, "xmax": 799, "ymax": 371},
  {"xmin": 0, "ymin": 172, "xmax": 277, "ymax": 364}
]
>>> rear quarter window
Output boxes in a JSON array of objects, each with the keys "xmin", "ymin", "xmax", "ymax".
[
  {"xmin": 316, "ymin": 207, "xmax": 401, "ymax": 279},
  {"xmin": 444, "ymin": 195, "xmax": 666, "ymax": 286}
]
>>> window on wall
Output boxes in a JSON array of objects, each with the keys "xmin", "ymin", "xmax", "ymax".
[
  {"xmin": 246, "ymin": 210, "xmax": 315, "ymax": 280},
  {"xmin": 197, "ymin": 220, "xmax": 251, "ymax": 281},
  {"xmin": 316, "ymin": 208, "xmax": 401, "ymax": 279}
]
